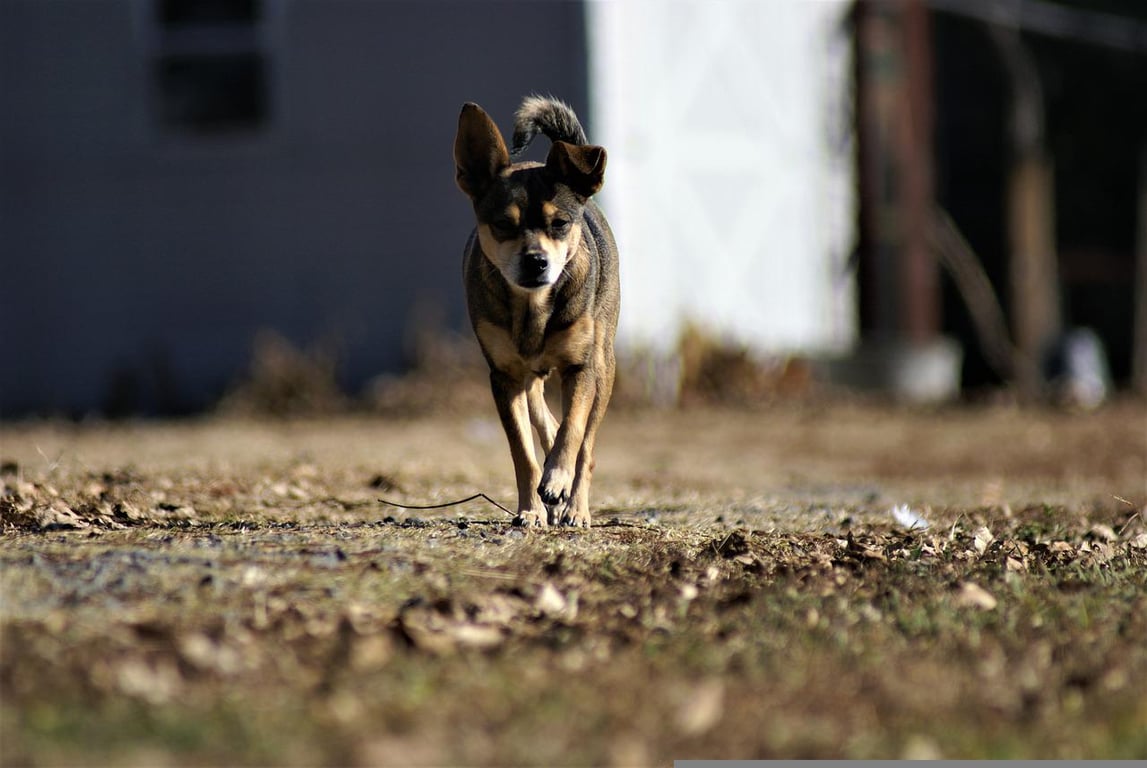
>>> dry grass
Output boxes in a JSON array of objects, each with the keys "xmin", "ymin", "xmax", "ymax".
[{"xmin": 2, "ymin": 402, "xmax": 1146, "ymax": 764}]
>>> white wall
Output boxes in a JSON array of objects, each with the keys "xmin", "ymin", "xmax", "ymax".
[{"xmin": 587, "ymin": 0, "xmax": 857, "ymax": 355}]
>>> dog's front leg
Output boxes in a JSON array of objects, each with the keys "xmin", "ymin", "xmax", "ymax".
[
  {"xmin": 538, "ymin": 364, "xmax": 596, "ymax": 524},
  {"xmin": 490, "ymin": 370, "xmax": 547, "ymax": 527},
  {"xmin": 561, "ymin": 347, "xmax": 615, "ymax": 527},
  {"xmin": 526, "ymin": 376, "xmax": 558, "ymax": 458}
]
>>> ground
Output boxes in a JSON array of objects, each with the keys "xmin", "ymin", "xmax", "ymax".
[{"xmin": 2, "ymin": 398, "xmax": 1146, "ymax": 764}]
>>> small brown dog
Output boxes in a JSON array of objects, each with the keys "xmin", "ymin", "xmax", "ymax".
[{"xmin": 454, "ymin": 96, "xmax": 619, "ymax": 528}]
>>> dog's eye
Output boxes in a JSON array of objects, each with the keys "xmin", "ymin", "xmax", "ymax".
[
  {"xmin": 549, "ymin": 219, "xmax": 570, "ymax": 236},
  {"xmin": 490, "ymin": 220, "xmax": 517, "ymax": 238}
]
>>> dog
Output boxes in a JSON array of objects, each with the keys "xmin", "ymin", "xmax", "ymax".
[{"xmin": 454, "ymin": 96, "xmax": 619, "ymax": 528}]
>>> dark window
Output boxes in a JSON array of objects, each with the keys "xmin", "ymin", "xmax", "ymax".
[
  {"xmin": 159, "ymin": 0, "xmax": 260, "ymax": 26},
  {"xmin": 157, "ymin": 54, "xmax": 266, "ymax": 133},
  {"xmin": 152, "ymin": 0, "xmax": 270, "ymax": 136}
]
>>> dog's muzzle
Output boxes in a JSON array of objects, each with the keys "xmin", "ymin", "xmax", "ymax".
[{"xmin": 517, "ymin": 250, "xmax": 550, "ymax": 288}]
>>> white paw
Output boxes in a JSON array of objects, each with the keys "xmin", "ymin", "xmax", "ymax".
[
  {"xmin": 538, "ymin": 465, "xmax": 574, "ymax": 506},
  {"xmin": 514, "ymin": 508, "xmax": 548, "ymax": 528},
  {"xmin": 553, "ymin": 498, "xmax": 591, "ymax": 529},
  {"xmin": 558, "ymin": 507, "xmax": 591, "ymax": 528}
]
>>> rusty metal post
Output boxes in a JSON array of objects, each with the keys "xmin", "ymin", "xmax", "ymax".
[
  {"xmin": 844, "ymin": 0, "xmax": 958, "ymax": 402},
  {"xmin": 854, "ymin": 0, "xmax": 899, "ymax": 337},
  {"xmin": 855, "ymin": 0, "xmax": 939, "ymax": 342},
  {"xmin": 900, "ymin": 0, "xmax": 939, "ymax": 344}
]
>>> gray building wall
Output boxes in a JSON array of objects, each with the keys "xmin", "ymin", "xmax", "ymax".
[{"xmin": 0, "ymin": 0, "xmax": 589, "ymax": 415}]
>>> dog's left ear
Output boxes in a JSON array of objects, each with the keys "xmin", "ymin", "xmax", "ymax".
[
  {"xmin": 455, "ymin": 103, "xmax": 510, "ymax": 199},
  {"xmin": 545, "ymin": 141, "xmax": 607, "ymax": 199}
]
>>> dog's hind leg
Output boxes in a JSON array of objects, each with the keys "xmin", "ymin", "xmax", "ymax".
[{"xmin": 490, "ymin": 370, "xmax": 547, "ymax": 527}]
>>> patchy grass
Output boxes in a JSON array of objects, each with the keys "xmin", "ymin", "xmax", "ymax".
[{"xmin": 2, "ymin": 405, "xmax": 1146, "ymax": 764}]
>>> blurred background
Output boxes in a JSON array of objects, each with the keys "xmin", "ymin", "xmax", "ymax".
[{"xmin": 1, "ymin": 0, "xmax": 1144, "ymax": 417}]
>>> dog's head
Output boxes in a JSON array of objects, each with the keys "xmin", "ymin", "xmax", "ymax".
[{"xmin": 454, "ymin": 102, "xmax": 606, "ymax": 291}]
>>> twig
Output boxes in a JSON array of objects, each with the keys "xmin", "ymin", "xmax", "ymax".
[
  {"xmin": 931, "ymin": 207, "xmax": 1026, "ymax": 382},
  {"xmin": 321, "ymin": 497, "xmax": 375, "ymax": 510},
  {"xmin": 379, "ymin": 493, "xmax": 515, "ymax": 518},
  {"xmin": 1116, "ymin": 511, "xmax": 1140, "ymax": 538},
  {"xmin": 34, "ymin": 445, "xmax": 62, "ymax": 473}
]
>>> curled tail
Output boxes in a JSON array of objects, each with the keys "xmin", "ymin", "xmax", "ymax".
[{"xmin": 510, "ymin": 95, "xmax": 587, "ymax": 158}]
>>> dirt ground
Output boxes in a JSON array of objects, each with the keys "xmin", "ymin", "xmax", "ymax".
[{"xmin": 2, "ymin": 397, "xmax": 1146, "ymax": 764}]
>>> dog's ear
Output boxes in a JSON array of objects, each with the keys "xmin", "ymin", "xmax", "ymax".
[
  {"xmin": 454, "ymin": 103, "xmax": 510, "ymax": 199},
  {"xmin": 545, "ymin": 141, "xmax": 606, "ymax": 199}
]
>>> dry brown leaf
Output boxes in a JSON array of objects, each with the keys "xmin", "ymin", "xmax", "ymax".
[
  {"xmin": 676, "ymin": 680, "xmax": 725, "ymax": 735},
  {"xmin": 36, "ymin": 502, "xmax": 89, "ymax": 530},
  {"xmin": 535, "ymin": 582, "xmax": 567, "ymax": 616},
  {"xmin": 973, "ymin": 526, "xmax": 994, "ymax": 555},
  {"xmin": 446, "ymin": 623, "xmax": 503, "ymax": 650},
  {"xmin": 1089, "ymin": 523, "xmax": 1117, "ymax": 542},
  {"xmin": 955, "ymin": 582, "xmax": 997, "ymax": 610},
  {"xmin": 178, "ymin": 633, "xmax": 246, "ymax": 676},
  {"xmin": 350, "ymin": 635, "xmax": 393, "ymax": 671}
]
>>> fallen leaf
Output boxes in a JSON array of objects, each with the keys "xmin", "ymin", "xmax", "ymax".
[
  {"xmin": 955, "ymin": 582, "xmax": 997, "ymax": 610},
  {"xmin": 350, "ymin": 635, "xmax": 393, "ymax": 671},
  {"xmin": 178, "ymin": 633, "xmax": 244, "ymax": 676},
  {"xmin": 36, "ymin": 502, "xmax": 88, "ymax": 531},
  {"xmin": 446, "ymin": 623, "xmax": 503, "ymax": 650},
  {"xmin": 846, "ymin": 533, "xmax": 886, "ymax": 561},
  {"xmin": 1087, "ymin": 542, "xmax": 1114, "ymax": 564},
  {"xmin": 396, "ymin": 599, "xmax": 508, "ymax": 654},
  {"xmin": 115, "ymin": 659, "xmax": 181, "ymax": 704},
  {"xmin": 535, "ymin": 582, "xmax": 568, "ymax": 616},
  {"xmin": 973, "ymin": 526, "xmax": 994, "ymax": 555},
  {"xmin": 676, "ymin": 680, "xmax": 724, "ymax": 735},
  {"xmin": 902, "ymin": 734, "xmax": 943, "ymax": 760},
  {"xmin": 1088, "ymin": 523, "xmax": 1117, "ymax": 542}
]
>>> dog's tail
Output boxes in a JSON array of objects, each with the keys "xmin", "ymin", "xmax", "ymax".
[{"xmin": 510, "ymin": 95, "xmax": 588, "ymax": 158}]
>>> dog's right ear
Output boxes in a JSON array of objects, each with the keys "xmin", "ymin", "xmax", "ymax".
[
  {"xmin": 454, "ymin": 103, "xmax": 510, "ymax": 199},
  {"xmin": 544, "ymin": 141, "xmax": 606, "ymax": 199}
]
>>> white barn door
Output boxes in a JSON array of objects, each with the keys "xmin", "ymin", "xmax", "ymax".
[{"xmin": 587, "ymin": 0, "xmax": 857, "ymax": 356}]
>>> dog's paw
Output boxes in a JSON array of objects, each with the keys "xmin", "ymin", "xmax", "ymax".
[
  {"xmin": 513, "ymin": 509, "xmax": 548, "ymax": 528},
  {"xmin": 538, "ymin": 465, "xmax": 574, "ymax": 506},
  {"xmin": 557, "ymin": 505, "xmax": 591, "ymax": 529}
]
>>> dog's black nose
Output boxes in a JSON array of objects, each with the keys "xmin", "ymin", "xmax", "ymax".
[{"xmin": 521, "ymin": 251, "xmax": 548, "ymax": 276}]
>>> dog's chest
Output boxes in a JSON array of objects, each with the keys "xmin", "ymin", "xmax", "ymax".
[{"xmin": 476, "ymin": 305, "xmax": 594, "ymax": 380}]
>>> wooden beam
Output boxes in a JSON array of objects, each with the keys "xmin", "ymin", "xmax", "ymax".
[
  {"xmin": 1134, "ymin": 145, "xmax": 1147, "ymax": 395},
  {"xmin": 990, "ymin": 25, "xmax": 1060, "ymax": 397}
]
